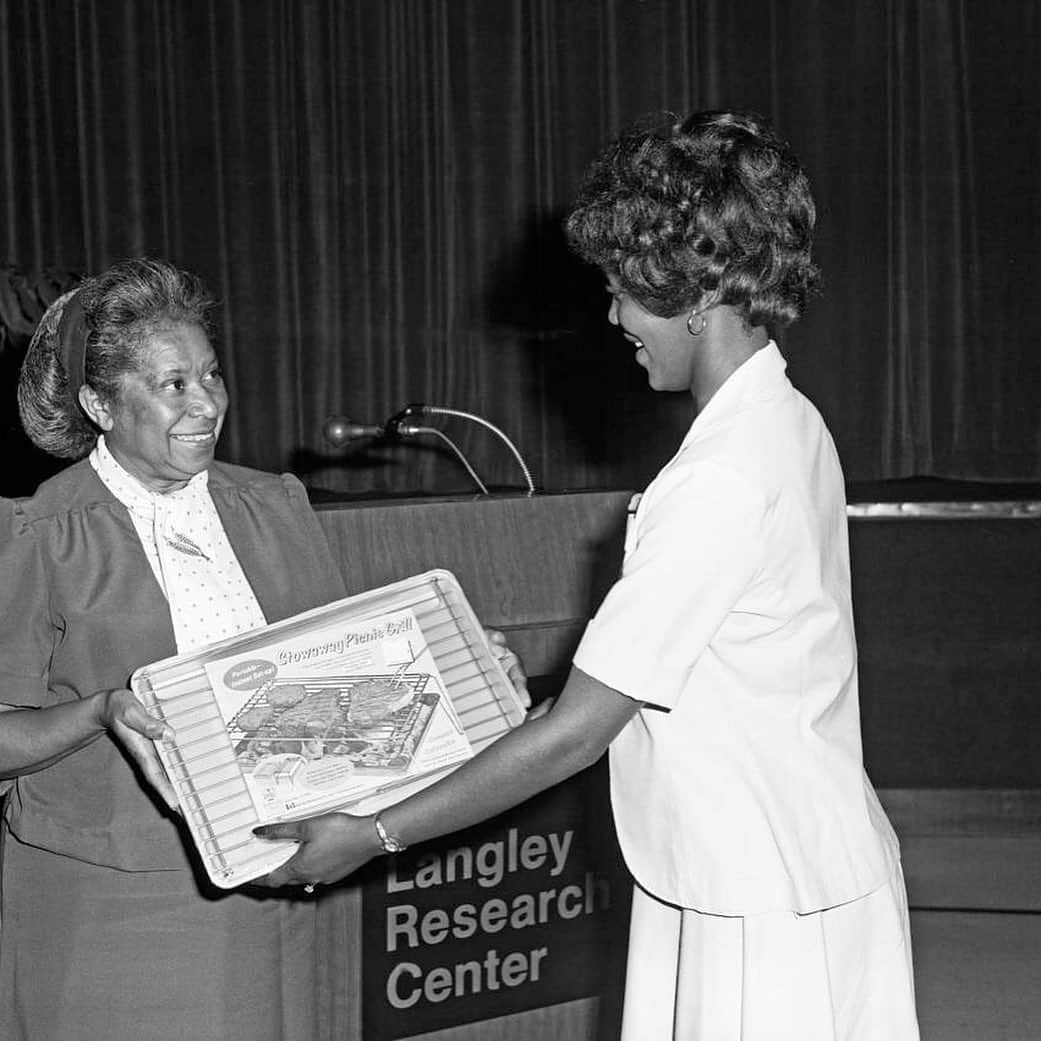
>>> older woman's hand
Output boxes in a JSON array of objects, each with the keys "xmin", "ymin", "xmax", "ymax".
[
  {"xmin": 483, "ymin": 627, "xmax": 530, "ymax": 708},
  {"xmin": 95, "ymin": 688, "xmax": 179, "ymax": 813},
  {"xmin": 252, "ymin": 812, "xmax": 381, "ymax": 890}
]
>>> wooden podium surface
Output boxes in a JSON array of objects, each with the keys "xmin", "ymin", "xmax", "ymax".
[{"xmin": 313, "ymin": 491, "xmax": 633, "ymax": 1041}]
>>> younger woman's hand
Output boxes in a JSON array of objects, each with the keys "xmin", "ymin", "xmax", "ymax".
[
  {"xmin": 96, "ymin": 688, "xmax": 179, "ymax": 813},
  {"xmin": 252, "ymin": 812, "xmax": 382, "ymax": 890}
]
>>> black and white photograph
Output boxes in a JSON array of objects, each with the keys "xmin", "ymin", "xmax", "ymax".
[{"xmin": 1, "ymin": 3, "xmax": 1039, "ymax": 1040}]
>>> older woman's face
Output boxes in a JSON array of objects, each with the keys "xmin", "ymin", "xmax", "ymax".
[{"xmin": 98, "ymin": 323, "xmax": 228, "ymax": 493}]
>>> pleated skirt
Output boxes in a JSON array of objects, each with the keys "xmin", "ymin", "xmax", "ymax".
[
  {"xmin": 0, "ymin": 829, "xmax": 319, "ymax": 1041},
  {"xmin": 620, "ymin": 867, "xmax": 920, "ymax": 1041}
]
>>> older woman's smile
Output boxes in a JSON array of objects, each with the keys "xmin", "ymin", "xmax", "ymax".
[{"xmin": 171, "ymin": 431, "xmax": 217, "ymax": 443}]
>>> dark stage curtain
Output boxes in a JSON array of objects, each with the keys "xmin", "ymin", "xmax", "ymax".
[{"xmin": 2, "ymin": 0, "xmax": 1039, "ymax": 498}]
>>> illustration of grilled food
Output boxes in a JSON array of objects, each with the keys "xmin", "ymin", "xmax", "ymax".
[
  {"xmin": 235, "ymin": 705, "xmax": 275, "ymax": 732},
  {"xmin": 276, "ymin": 688, "xmax": 344, "ymax": 736},
  {"xmin": 346, "ymin": 678, "xmax": 413, "ymax": 727},
  {"xmin": 267, "ymin": 683, "xmax": 308, "ymax": 710},
  {"xmin": 229, "ymin": 674, "xmax": 435, "ymax": 772}
]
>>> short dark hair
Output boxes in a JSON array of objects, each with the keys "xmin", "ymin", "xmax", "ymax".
[
  {"xmin": 565, "ymin": 110, "xmax": 820, "ymax": 329},
  {"xmin": 18, "ymin": 257, "xmax": 215, "ymax": 459}
]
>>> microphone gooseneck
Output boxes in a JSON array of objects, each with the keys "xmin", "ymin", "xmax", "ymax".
[
  {"xmin": 419, "ymin": 405, "xmax": 535, "ymax": 494},
  {"xmin": 409, "ymin": 426, "xmax": 490, "ymax": 494}
]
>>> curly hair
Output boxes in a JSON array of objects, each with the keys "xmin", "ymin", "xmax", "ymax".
[
  {"xmin": 565, "ymin": 110, "xmax": 820, "ymax": 329},
  {"xmin": 18, "ymin": 258, "xmax": 216, "ymax": 459}
]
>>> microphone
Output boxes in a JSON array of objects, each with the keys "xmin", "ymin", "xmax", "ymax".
[
  {"xmin": 321, "ymin": 416, "xmax": 390, "ymax": 446},
  {"xmin": 322, "ymin": 403, "xmax": 536, "ymax": 495}
]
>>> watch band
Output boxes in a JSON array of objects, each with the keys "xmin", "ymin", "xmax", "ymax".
[{"xmin": 374, "ymin": 813, "xmax": 407, "ymax": 853}]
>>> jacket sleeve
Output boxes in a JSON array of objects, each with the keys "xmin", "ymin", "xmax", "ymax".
[
  {"xmin": 0, "ymin": 498, "xmax": 52, "ymax": 710},
  {"xmin": 279, "ymin": 473, "xmax": 349, "ymax": 603}
]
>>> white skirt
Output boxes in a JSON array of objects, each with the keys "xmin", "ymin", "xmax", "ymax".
[{"xmin": 620, "ymin": 867, "xmax": 920, "ymax": 1041}]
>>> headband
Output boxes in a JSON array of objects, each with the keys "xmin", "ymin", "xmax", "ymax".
[{"xmin": 56, "ymin": 289, "xmax": 90, "ymax": 402}]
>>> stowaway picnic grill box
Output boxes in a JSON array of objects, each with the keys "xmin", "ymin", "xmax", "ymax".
[{"xmin": 131, "ymin": 570, "xmax": 525, "ymax": 888}]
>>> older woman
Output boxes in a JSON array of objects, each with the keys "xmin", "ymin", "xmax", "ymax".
[
  {"xmin": 254, "ymin": 112, "xmax": 920, "ymax": 1040},
  {"xmin": 0, "ymin": 258, "xmax": 349, "ymax": 1040}
]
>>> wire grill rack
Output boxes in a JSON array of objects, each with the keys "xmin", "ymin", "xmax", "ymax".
[
  {"xmin": 228, "ymin": 673, "xmax": 437, "ymax": 774},
  {"xmin": 131, "ymin": 570, "xmax": 524, "ymax": 888}
]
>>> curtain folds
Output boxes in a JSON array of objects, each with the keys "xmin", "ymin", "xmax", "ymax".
[{"xmin": 2, "ymin": 0, "xmax": 1039, "ymax": 497}]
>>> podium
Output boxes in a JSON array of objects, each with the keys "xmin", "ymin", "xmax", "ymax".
[
  {"xmin": 309, "ymin": 488, "xmax": 1041, "ymax": 1040},
  {"xmin": 312, "ymin": 491, "xmax": 634, "ymax": 1041}
]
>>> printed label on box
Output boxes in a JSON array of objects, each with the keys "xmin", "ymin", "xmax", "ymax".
[{"xmin": 201, "ymin": 607, "xmax": 472, "ymax": 821}]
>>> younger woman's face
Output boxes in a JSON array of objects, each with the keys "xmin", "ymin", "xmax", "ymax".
[
  {"xmin": 87, "ymin": 323, "xmax": 228, "ymax": 493},
  {"xmin": 605, "ymin": 276, "xmax": 696, "ymax": 394}
]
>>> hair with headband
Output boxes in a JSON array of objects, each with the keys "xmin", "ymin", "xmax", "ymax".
[
  {"xmin": 18, "ymin": 258, "xmax": 216, "ymax": 460},
  {"xmin": 55, "ymin": 288, "xmax": 91, "ymax": 403}
]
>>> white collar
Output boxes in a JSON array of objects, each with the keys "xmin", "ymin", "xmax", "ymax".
[
  {"xmin": 680, "ymin": 341, "xmax": 789, "ymax": 449},
  {"xmin": 89, "ymin": 435, "xmax": 210, "ymax": 521}
]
